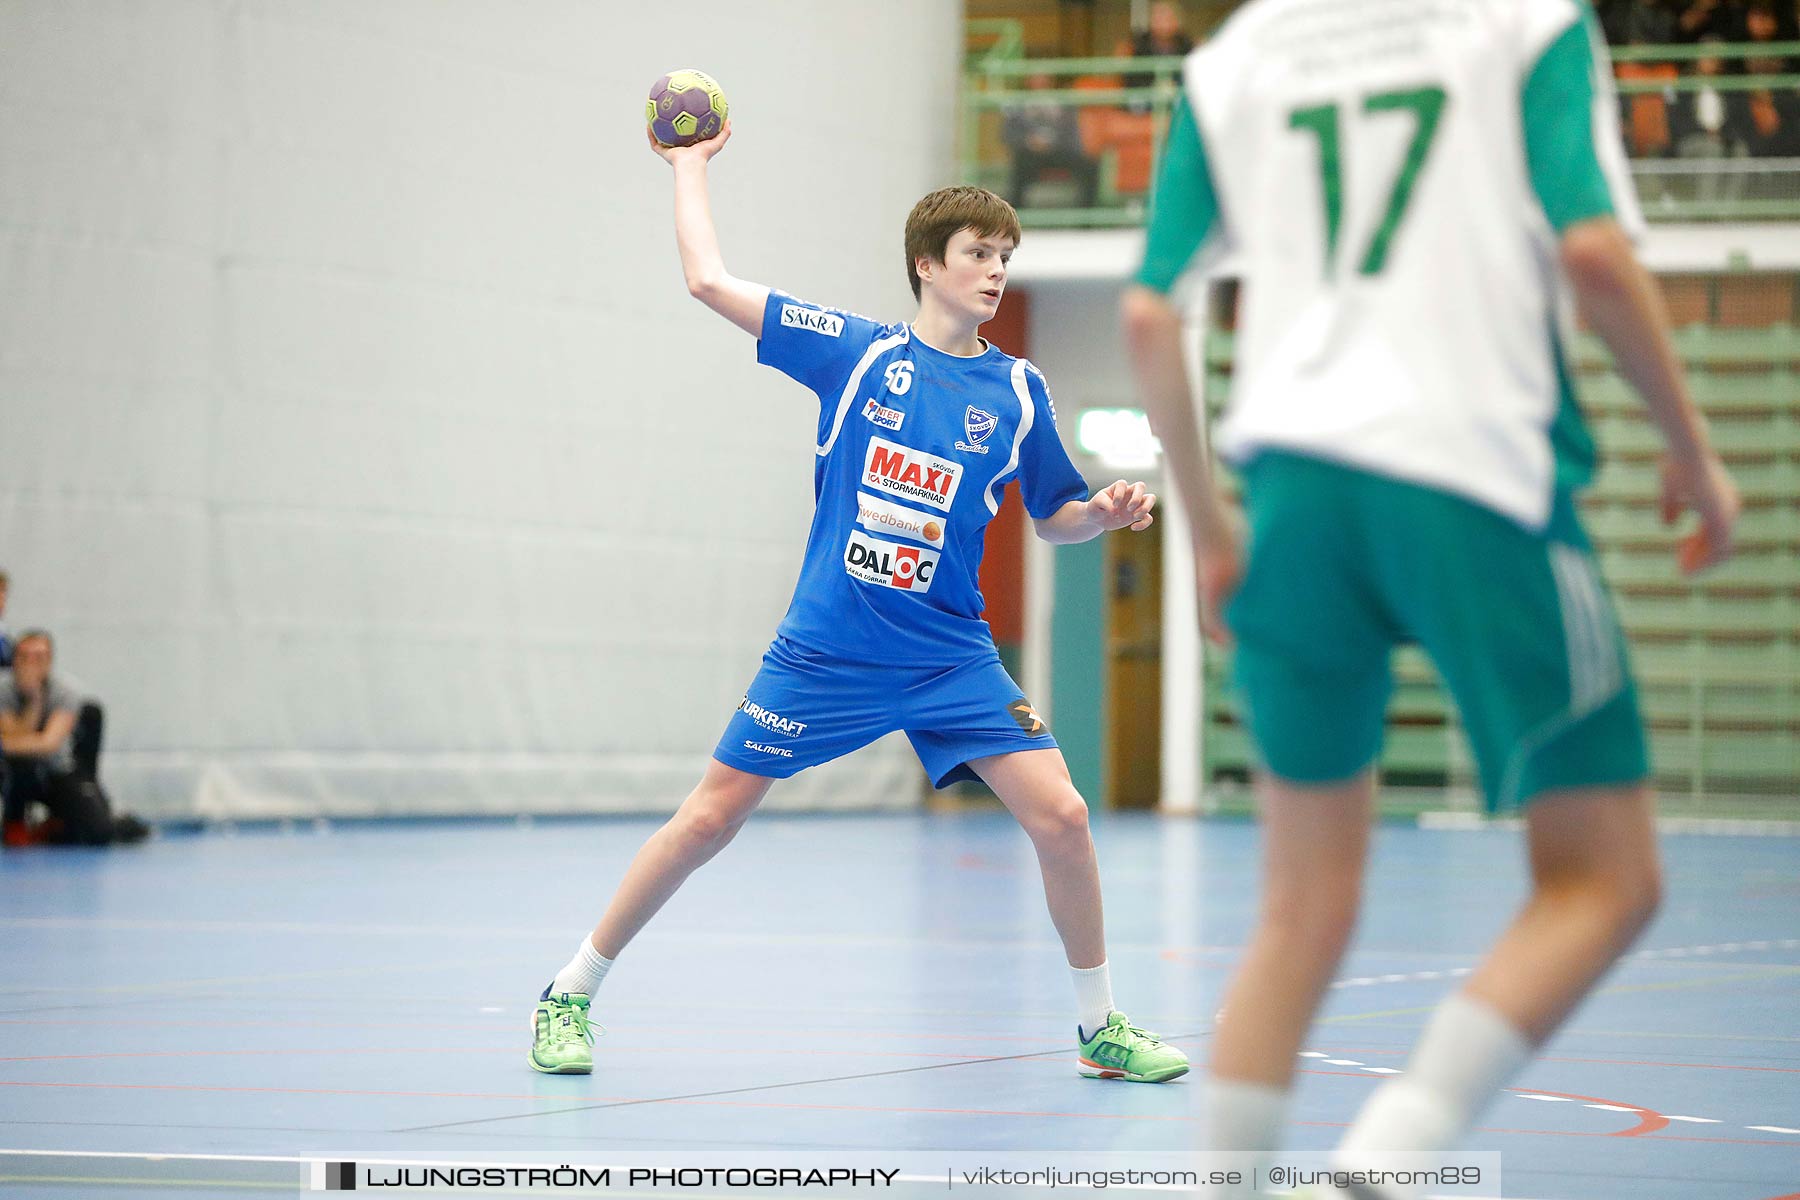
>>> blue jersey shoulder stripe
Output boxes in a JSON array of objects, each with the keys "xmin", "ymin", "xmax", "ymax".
[
  {"xmin": 985, "ymin": 359, "xmax": 1036, "ymax": 515},
  {"xmin": 818, "ymin": 327, "xmax": 911, "ymax": 457}
]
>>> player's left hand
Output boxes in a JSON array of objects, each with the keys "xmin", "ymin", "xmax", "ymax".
[{"xmin": 1089, "ymin": 480, "xmax": 1156, "ymax": 532}]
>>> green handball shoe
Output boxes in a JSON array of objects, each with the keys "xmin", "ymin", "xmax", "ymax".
[
  {"xmin": 529, "ymin": 990, "xmax": 595, "ymax": 1075},
  {"xmin": 1077, "ymin": 1011, "xmax": 1188, "ymax": 1083}
]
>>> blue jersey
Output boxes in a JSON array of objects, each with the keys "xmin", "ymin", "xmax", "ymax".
[{"xmin": 756, "ymin": 290, "xmax": 1088, "ymax": 666}]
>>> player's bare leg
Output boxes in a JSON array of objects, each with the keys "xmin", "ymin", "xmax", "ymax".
[
  {"xmin": 530, "ymin": 760, "xmax": 772, "ymax": 1074},
  {"xmin": 1323, "ymin": 785, "xmax": 1661, "ymax": 1195},
  {"xmin": 972, "ymin": 747, "xmax": 1189, "ymax": 1083},
  {"xmin": 971, "ymin": 748, "xmax": 1106, "ymax": 967},
  {"xmin": 590, "ymin": 759, "xmax": 775, "ymax": 958},
  {"xmin": 1212, "ymin": 770, "xmax": 1376, "ymax": 1084},
  {"xmin": 1461, "ymin": 783, "xmax": 1661, "ymax": 1039},
  {"xmin": 1198, "ymin": 770, "xmax": 1374, "ymax": 1195}
]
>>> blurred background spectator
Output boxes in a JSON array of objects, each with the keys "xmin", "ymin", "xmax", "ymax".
[
  {"xmin": 1004, "ymin": 72, "xmax": 1100, "ymax": 208},
  {"xmin": 0, "ymin": 568, "xmax": 12, "ymax": 668},
  {"xmin": 1675, "ymin": 0, "xmax": 1750, "ymax": 42},
  {"xmin": 1743, "ymin": 0, "xmax": 1800, "ymax": 155},
  {"xmin": 0, "ymin": 630, "xmax": 147, "ymax": 847},
  {"xmin": 1116, "ymin": 0, "xmax": 1188, "ymax": 104},
  {"xmin": 1120, "ymin": 1, "xmax": 1193, "ymax": 90},
  {"xmin": 1599, "ymin": 0, "xmax": 1680, "ymax": 44},
  {"xmin": 1671, "ymin": 37, "xmax": 1756, "ymax": 156}
]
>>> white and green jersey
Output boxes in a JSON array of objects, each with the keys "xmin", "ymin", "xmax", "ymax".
[{"xmin": 1138, "ymin": 0, "xmax": 1641, "ymax": 529}]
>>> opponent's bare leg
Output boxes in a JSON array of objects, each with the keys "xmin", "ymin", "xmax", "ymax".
[{"xmin": 1326, "ymin": 785, "xmax": 1660, "ymax": 1196}]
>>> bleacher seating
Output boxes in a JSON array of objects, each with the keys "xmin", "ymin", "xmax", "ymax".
[{"xmin": 1201, "ymin": 317, "xmax": 1800, "ymax": 813}]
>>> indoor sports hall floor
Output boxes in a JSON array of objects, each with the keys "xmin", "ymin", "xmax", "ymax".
[{"xmin": 0, "ymin": 810, "xmax": 1795, "ymax": 1198}]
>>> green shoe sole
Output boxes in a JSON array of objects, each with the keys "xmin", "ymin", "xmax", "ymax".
[
  {"xmin": 527, "ymin": 1050, "xmax": 592, "ymax": 1075},
  {"xmin": 1077, "ymin": 1058, "xmax": 1189, "ymax": 1084}
]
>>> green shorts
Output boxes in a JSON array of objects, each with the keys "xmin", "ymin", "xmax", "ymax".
[{"xmin": 1228, "ymin": 451, "xmax": 1649, "ymax": 812}]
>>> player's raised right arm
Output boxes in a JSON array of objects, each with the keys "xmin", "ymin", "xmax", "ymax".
[{"xmin": 649, "ymin": 122, "xmax": 769, "ymax": 337}]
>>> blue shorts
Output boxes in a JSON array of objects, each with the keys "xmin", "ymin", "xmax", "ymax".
[{"xmin": 712, "ymin": 637, "xmax": 1058, "ymax": 788}]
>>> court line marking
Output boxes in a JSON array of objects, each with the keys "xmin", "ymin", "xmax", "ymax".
[
  {"xmin": 1321, "ymin": 963, "xmax": 1800, "ymax": 1030},
  {"xmin": 5, "ymin": 932, "xmax": 1793, "ymax": 1145},
  {"xmin": 1304, "ymin": 1051, "xmax": 1800, "ymax": 1141},
  {"xmin": 6, "ymin": 1041, "xmax": 1793, "ymax": 1083},
  {"xmin": 2, "ymin": 1075, "xmax": 1795, "ymax": 1149},
  {"xmin": 390, "ymin": 1034, "xmax": 1212, "ymax": 1134},
  {"xmin": 1323, "ymin": 940, "xmax": 1800, "ymax": 992},
  {"xmin": 5, "ymin": 998, "xmax": 1791, "ymax": 1142},
  {"xmin": 0, "ymin": 916, "xmax": 1247, "ymax": 956},
  {"xmin": 4, "ymin": 916, "xmax": 1791, "ymax": 964},
  {"xmin": 1, "ymin": 936, "xmax": 1785, "ymax": 1019},
  {"xmin": 0, "ymin": 1044, "xmax": 993, "ymax": 1065}
]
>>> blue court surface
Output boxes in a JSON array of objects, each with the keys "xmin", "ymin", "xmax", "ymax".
[{"xmin": 0, "ymin": 811, "xmax": 1796, "ymax": 1199}]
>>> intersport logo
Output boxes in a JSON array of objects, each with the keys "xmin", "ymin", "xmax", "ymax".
[
  {"xmin": 863, "ymin": 436, "xmax": 961, "ymax": 512},
  {"xmin": 855, "ymin": 491, "xmax": 946, "ymax": 549},
  {"xmin": 844, "ymin": 529, "xmax": 940, "ymax": 593},
  {"xmin": 861, "ymin": 398, "xmax": 905, "ymax": 431},
  {"xmin": 781, "ymin": 305, "xmax": 844, "ymax": 337}
]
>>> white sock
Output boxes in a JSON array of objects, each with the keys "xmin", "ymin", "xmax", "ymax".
[
  {"xmin": 1070, "ymin": 961, "xmax": 1115, "ymax": 1038},
  {"xmin": 550, "ymin": 936, "xmax": 613, "ymax": 999},
  {"xmin": 1202, "ymin": 1077, "xmax": 1289, "ymax": 1199},
  {"xmin": 1333, "ymin": 993, "xmax": 1532, "ymax": 1195}
]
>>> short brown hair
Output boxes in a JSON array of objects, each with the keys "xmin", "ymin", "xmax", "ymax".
[{"xmin": 904, "ymin": 187, "xmax": 1022, "ymax": 301}]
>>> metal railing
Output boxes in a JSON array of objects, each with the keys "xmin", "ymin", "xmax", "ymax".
[{"xmin": 962, "ymin": 40, "xmax": 1800, "ymax": 226}]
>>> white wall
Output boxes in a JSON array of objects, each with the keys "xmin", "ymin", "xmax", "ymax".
[
  {"xmin": 1021, "ymin": 279, "xmax": 1148, "ymax": 470},
  {"xmin": 0, "ymin": 0, "xmax": 961, "ymax": 818}
]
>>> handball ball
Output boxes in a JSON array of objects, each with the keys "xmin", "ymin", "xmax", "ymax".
[{"xmin": 646, "ymin": 69, "xmax": 728, "ymax": 148}]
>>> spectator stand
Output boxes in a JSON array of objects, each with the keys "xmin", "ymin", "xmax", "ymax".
[
  {"xmin": 1614, "ymin": 39, "xmax": 1800, "ymax": 218},
  {"xmin": 963, "ymin": 34, "xmax": 1184, "ymax": 226},
  {"xmin": 962, "ymin": 36, "xmax": 1800, "ymax": 226},
  {"xmin": 1199, "ymin": 299, "xmax": 1800, "ymax": 819}
]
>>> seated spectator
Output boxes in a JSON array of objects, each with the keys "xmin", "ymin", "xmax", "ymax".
[
  {"xmin": 1743, "ymin": 0, "xmax": 1800, "ymax": 155},
  {"xmin": 1003, "ymin": 73, "xmax": 1100, "ymax": 209},
  {"xmin": 0, "ymin": 630, "xmax": 147, "ymax": 847},
  {"xmin": 1670, "ymin": 38, "xmax": 1754, "ymax": 157},
  {"xmin": 0, "ymin": 569, "xmax": 12, "ymax": 668},
  {"xmin": 1675, "ymin": 0, "xmax": 1749, "ymax": 42},
  {"xmin": 1598, "ymin": 0, "xmax": 1678, "ymax": 45},
  {"xmin": 1121, "ymin": 1, "xmax": 1194, "ymax": 91},
  {"xmin": 1617, "ymin": 51, "xmax": 1680, "ymax": 157}
]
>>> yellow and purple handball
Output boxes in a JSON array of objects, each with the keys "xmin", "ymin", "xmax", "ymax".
[{"xmin": 646, "ymin": 69, "xmax": 728, "ymax": 148}]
